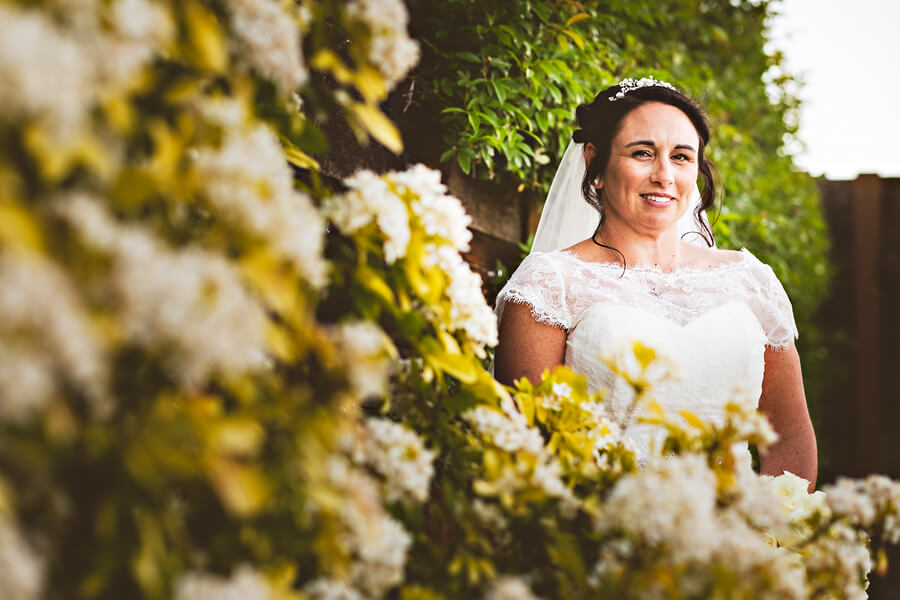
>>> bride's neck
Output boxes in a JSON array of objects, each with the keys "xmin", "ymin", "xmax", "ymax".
[{"xmin": 593, "ymin": 223, "xmax": 683, "ymax": 270}]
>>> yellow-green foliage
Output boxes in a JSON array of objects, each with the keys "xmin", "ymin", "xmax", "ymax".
[{"xmin": 0, "ymin": 2, "xmax": 896, "ymax": 600}]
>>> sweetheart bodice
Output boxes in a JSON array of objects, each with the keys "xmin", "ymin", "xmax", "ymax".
[{"xmin": 565, "ymin": 301, "xmax": 766, "ymax": 466}]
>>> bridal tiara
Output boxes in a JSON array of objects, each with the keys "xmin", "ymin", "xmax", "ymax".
[{"xmin": 608, "ymin": 76, "xmax": 677, "ymax": 101}]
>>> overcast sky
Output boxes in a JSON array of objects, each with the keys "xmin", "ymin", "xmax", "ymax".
[{"xmin": 767, "ymin": 0, "xmax": 900, "ymax": 180}]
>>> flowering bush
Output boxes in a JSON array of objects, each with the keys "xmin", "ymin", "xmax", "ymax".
[{"xmin": 0, "ymin": 1, "xmax": 898, "ymax": 599}]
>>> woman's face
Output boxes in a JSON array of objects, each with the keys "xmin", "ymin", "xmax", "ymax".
[{"xmin": 594, "ymin": 101, "xmax": 700, "ymax": 237}]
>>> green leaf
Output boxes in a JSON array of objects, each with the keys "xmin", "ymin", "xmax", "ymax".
[
  {"xmin": 458, "ymin": 152, "xmax": 472, "ymax": 175},
  {"xmin": 456, "ymin": 51, "xmax": 482, "ymax": 64}
]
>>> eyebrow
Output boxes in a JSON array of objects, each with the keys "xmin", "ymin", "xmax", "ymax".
[{"xmin": 625, "ymin": 140, "xmax": 697, "ymax": 152}]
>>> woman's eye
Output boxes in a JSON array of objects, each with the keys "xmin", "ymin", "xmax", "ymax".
[
  {"xmin": 631, "ymin": 149, "xmax": 652, "ymax": 158},
  {"xmin": 672, "ymin": 153, "xmax": 693, "ymax": 162}
]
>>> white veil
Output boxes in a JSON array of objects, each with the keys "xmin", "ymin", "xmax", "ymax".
[{"xmin": 531, "ymin": 140, "xmax": 713, "ymax": 254}]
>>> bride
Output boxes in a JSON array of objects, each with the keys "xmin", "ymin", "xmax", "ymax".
[{"xmin": 493, "ymin": 77, "xmax": 817, "ymax": 486}]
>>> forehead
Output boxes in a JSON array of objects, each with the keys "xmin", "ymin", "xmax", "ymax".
[{"xmin": 613, "ymin": 102, "xmax": 699, "ymax": 145}]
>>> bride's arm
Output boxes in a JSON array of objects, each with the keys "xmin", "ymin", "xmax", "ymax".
[
  {"xmin": 758, "ymin": 344, "xmax": 818, "ymax": 490},
  {"xmin": 493, "ymin": 301, "xmax": 568, "ymax": 387}
]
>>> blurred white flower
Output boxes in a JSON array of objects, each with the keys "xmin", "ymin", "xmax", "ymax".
[
  {"xmin": 304, "ymin": 579, "xmax": 366, "ymax": 600},
  {"xmin": 599, "ymin": 453, "xmax": 719, "ymax": 562},
  {"xmin": 0, "ymin": 5, "xmax": 92, "ymax": 137},
  {"xmin": 825, "ymin": 477, "xmax": 878, "ymax": 528},
  {"xmin": 93, "ymin": 0, "xmax": 174, "ymax": 92},
  {"xmin": 193, "ymin": 119, "xmax": 327, "ymax": 288},
  {"xmin": 328, "ymin": 462, "xmax": 411, "ymax": 598},
  {"xmin": 346, "ymin": 0, "xmax": 419, "ymax": 86},
  {"xmin": 0, "ymin": 251, "xmax": 109, "ymax": 422},
  {"xmin": 330, "ymin": 321, "xmax": 395, "ymax": 399},
  {"xmin": 353, "ymin": 418, "xmax": 435, "ymax": 502},
  {"xmin": 225, "ymin": 0, "xmax": 308, "ymax": 93},
  {"xmin": 173, "ymin": 565, "xmax": 271, "ymax": 600},
  {"xmin": 0, "ymin": 518, "xmax": 44, "ymax": 600},
  {"xmin": 484, "ymin": 576, "xmax": 543, "ymax": 600},
  {"xmin": 802, "ymin": 521, "xmax": 872, "ymax": 600},
  {"xmin": 57, "ymin": 196, "xmax": 269, "ymax": 386}
]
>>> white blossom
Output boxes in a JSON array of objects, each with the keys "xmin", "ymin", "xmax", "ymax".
[
  {"xmin": 327, "ymin": 462, "xmax": 411, "ymax": 598},
  {"xmin": 826, "ymin": 478, "xmax": 878, "ymax": 528},
  {"xmin": 0, "ymin": 5, "xmax": 92, "ymax": 137},
  {"xmin": 326, "ymin": 170, "xmax": 411, "ymax": 264},
  {"xmin": 484, "ymin": 576, "xmax": 543, "ymax": 600},
  {"xmin": 463, "ymin": 402, "xmax": 544, "ymax": 455},
  {"xmin": 0, "ymin": 251, "xmax": 109, "ymax": 422},
  {"xmin": 352, "ymin": 418, "xmax": 435, "ymax": 502},
  {"xmin": 764, "ymin": 471, "xmax": 825, "ymax": 522},
  {"xmin": 0, "ymin": 519, "xmax": 44, "ymax": 600},
  {"xmin": 57, "ymin": 196, "xmax": 269, "ymax": 386},
  {"xmin": 225, "ymin": 0, "xmax": 308, "ymax": 94},
  {"xmin": 192, "ymin": 119, "xmax": 327, "ymax": 288},
  {"xmin": 92, "ymin": 0, "xmax": 174, "ymax": 92},
  {"xmin": 424, "ymin": 243, "xmax": 498, "ymax": 347},
  {"xmin": 593, "ymin": 457, "xmax": 808, "ymax": 598},
  {"xmin": 598, "ymin": 453, "xmax": 719, "ymax": 562},
  {"xmin": 304, "ymin": 579, "xmax": 366, "ymax": 600},
  {"xmin": 346, "ymin": 0, "xmax": 420, "ymax": 86},
  {"xmin": 173, "ymin": 565, "xmax": 271, "ymax": 600},
  {"xmin": 330, "ymin": 321, "xmax": 395, "ymax": 399},
  {"xmin": 395, "ymin": 164, "xmax": 472, "ymax": 251},
  {"xmin": 802, "ymin": 521, "xmax": 872, "ymax": 600}
]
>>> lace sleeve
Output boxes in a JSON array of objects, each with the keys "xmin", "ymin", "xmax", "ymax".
[
  {"xmin": 495, "ymin": 252, "xmax": 570, "ymax": 330},
  {"xmin": 741, "ymin": 251, "xmax": 799, "ymax": 350}
]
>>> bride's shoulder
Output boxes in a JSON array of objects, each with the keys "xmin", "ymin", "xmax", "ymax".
[{"xmin": 679, "ymin": 245, "xmax": 745, "ymax": 270}]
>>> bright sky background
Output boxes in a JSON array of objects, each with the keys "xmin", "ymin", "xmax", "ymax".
[{"xmin": 767, "ymin": 0, "xmax": 900, "ymax": 180}]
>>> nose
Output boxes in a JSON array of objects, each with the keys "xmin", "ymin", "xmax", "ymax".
[{"xmin": 650, "ymin": 157, "xmax": 674, "ymax": 187}]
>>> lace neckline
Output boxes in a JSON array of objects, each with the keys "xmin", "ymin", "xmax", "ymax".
[{"xmin": 547, "ymin": 247, "xmax": 751, "ymax": 277}]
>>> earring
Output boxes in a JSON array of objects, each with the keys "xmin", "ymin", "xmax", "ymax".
[{"xmin": 593, "ymin": 177, "xmax": 601, "ymax": 187}]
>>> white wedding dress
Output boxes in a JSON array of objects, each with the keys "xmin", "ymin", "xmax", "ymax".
[{"xmin": 495, "ymin": 248, "xmax": 798, "ymax": 470}]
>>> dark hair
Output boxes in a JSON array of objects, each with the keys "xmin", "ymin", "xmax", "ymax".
[{"xmin": 572, "ymin": 82, "xmax": 717, "ymax": 247}]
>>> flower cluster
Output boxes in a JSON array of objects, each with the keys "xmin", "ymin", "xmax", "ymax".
[
  {"xmin": 0, "ymin": 516, "xmax": 44, "ymax": 600},
  {"xmin": 0, "ymin": 5, "xmax": 92, "ymax": 137},
  {"xmin": 325, "ymin": 166, "xmax": 497, "ymax": 348},
  {"xmin": 325, "ymin": 169, "xmax": 411, "ymax": 264},
  {"xmin": 326, "ymin": 458, "xmax": 413, "ymax": 598},
  {"xmin": 57, "ymin": 196, "xmax": 269, "ymax": 385},
  {"xmin": 85, "ymin": 0, "xmax": 174, "ymax": 94},
  {"xmin": 304, "ymin": 578, "xmax": 367, "ymax": 600},
  {"xmin": 484, "ymin": 576, "xmax": 543, "ymax": 600},
  {"xmin": 393, "ymin": 163, "xmax": 472, "ymax": 251},
  {"xmin": 592, "ymin": 453, "xmax": 808, "ymax": 598},
  {"xmin": 350, "ymin": 418, "xmax": 436, "ymax": 502},
  {"xmin": 424, "ymin": 243, "xmax": 499, "ymax": 348},
  {"xmin": 346, "ymin": 0, "xmax": 420, "ymax": 86},
  {"xmin": 0, "ymin": 251, "xmax": 108, "ymax": 422},
  {"xmin": 330, "ymin": 321, "xmax": 396, "ymax": 399},
  {"xmin": 173, "ymin": 566, "xmax": 271, "ymax": 600},
  {"xmin": 224, "ymin": 0, "xmax": 308, "ymax": 94},
  {"xmin": 192, "ymin": 106, "xmax": 328, "ymax": 288},
  {"xmin": 825, "ymin": 475, "xmax": 900, "ymax": 539},
  {"xmin": 463, "ymin": 401, "xmax": 544, "ymax": 455}
]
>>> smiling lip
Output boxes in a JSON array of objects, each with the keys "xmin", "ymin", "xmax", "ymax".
[{"xmin": 640, "ymin": 192, "xmax": 676, "ymax": 206}]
